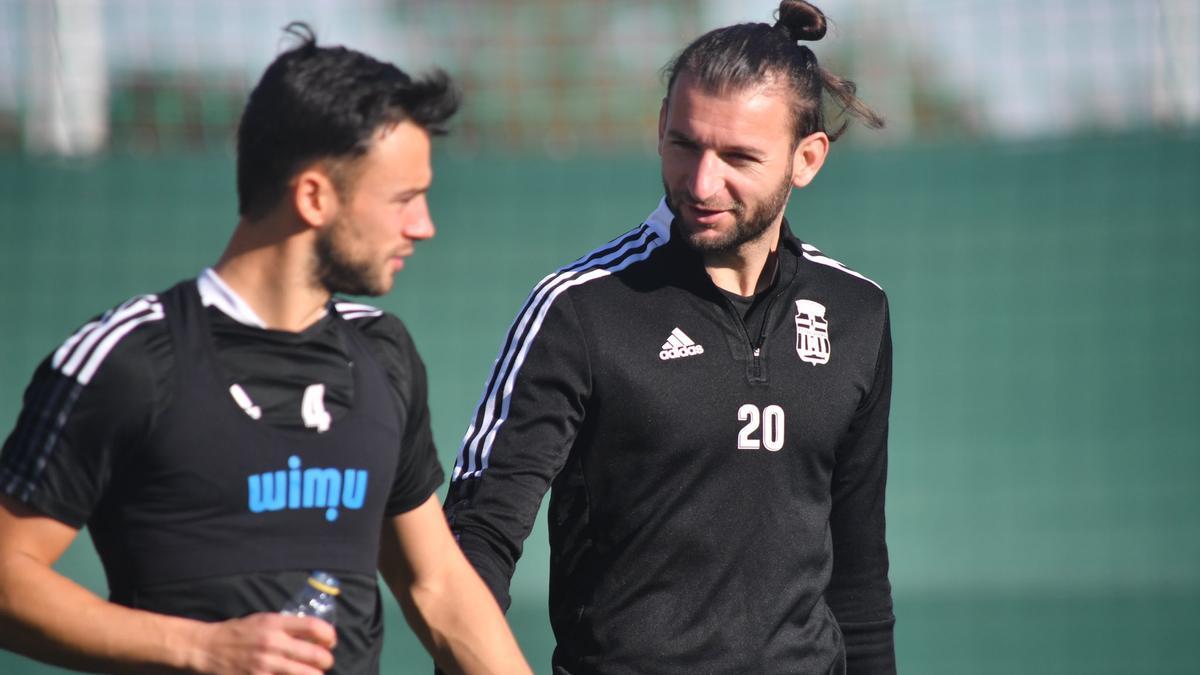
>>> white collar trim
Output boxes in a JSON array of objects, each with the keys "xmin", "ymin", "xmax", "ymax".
[{"xmin": 197, "ymin": 268, "xmax": 268, "ymax": 328}]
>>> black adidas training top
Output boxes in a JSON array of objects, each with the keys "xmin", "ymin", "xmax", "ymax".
[{"xmin": 445, "ymin": 200, "xmax": 896, "ymax": 674}]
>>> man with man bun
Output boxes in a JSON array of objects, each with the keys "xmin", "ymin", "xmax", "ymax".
[
  {"xmin": 0, "ymin": 24, "xmax": 530, "ymax": 675},
  {"xmin": 445, "ymin": 2, "xmax": 895, "ymax": 673}
]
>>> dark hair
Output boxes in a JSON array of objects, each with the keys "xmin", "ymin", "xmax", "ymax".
[
  {"xmin": 663, "ymin": 0, "xmax": 883, "ymax": 143},
  {"xmin": 237, "ymin": 22, "xmax": 461, "ymax": 219}
]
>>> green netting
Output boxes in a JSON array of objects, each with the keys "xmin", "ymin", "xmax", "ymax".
[{"xmin": 1, "ymin": 131, "xmax": 1198, "ymax": 673}]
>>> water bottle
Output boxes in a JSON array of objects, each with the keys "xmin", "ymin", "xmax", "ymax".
[{"xmin": 280, "ymin": 571, "xmax": 340, "ymax": 625}]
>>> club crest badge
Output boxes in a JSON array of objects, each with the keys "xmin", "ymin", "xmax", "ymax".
[{"xmin": 794, "ymin": 299, "xmax": 830, "ymax": 365}]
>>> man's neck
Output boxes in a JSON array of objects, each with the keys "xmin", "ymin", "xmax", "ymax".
[
  {"xmin": 702, "ymin": 220, "xmax": 782, "ymax": 297},
  {"xmin": 212, "ymin": 218, "xmax": 330, "ymax": 332}
]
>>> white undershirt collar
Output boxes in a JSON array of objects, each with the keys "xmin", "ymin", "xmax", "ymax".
[{"xmin": 197, "ymin": 268, "xmax": 268, "ymax": 328}]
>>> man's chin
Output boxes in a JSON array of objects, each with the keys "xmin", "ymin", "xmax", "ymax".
[
  {"xmin": 371, "ymin": 279, "xmax": 393, "ymax": 297},
  {"xmin": 682, "ymin": 227, "xmax": 736, "ymax": 254}
]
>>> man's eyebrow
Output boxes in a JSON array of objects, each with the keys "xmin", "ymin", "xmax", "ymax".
[{"xmin": 393, "ymin": 184, "xmax": 431, "ymax": 200}]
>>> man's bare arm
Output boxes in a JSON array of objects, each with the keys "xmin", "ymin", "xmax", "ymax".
[
  {"xmin": 379, "ymin": 494, "xmax": 532, "ymax": 675},
  {"xmin": 0, "ymin": 495, "xmax": 336, "ymax": 675}
]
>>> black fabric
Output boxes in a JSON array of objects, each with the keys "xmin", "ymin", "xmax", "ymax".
[
  {"xmin": 1, "ymin": 278, "xmax": 444, "ymax": 675},
  {"xmin": 717, "ymin": 286, "xmax": 756, "ymax": 321},
  {"xmin": 717, "ymin": 279, "xmax": 777, "ymax": 337},
  {"xmin": 208, "ymin": 309, "xmax": 358, "ymax": 429},
  {"xmin": 446, "ymin": 210, "xmax": 895, "ymax": 674}
]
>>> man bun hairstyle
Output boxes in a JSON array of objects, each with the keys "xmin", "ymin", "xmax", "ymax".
[
  {"xmin": 237, "ymin": 22, "xmax": 461, "ymax": 220},
  {"xmin": 665, "ymin": 0, "xmax": 883, "ymax": 144},
  {"xmin": 774, "ymin": 0, "xmax": 827, "ymax": 41}
]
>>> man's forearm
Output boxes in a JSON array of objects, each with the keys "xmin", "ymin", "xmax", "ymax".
[
  {"xmin": 0, "ymin": 551, "xmax": 337, "ymax": 674},
  {"xmin": 397, "ymin": 550, "xmax": 531, "ymax": 675},
  {"xmin": 381, "ymin": 496, "xmax": 532, "ymax": 675},
  {"xmin": 0, "ymin": 551, "xmax": 201, "ymax": 673}
]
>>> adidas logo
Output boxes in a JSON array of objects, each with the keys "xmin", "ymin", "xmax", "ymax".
[{"xmin": 659, "ymin": 327, "xmax": 705, "ymax": 361}]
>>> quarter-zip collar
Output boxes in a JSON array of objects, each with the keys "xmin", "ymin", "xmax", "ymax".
[{"xmin": 660, "ymin": 214, "xmax": 804, "ymax": 383}]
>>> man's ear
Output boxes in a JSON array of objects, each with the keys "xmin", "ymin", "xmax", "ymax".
[
  {"xmin": 791, "ymin": 131, "xmax": 830, "ymax": 189},
  {"xmin": 292, "ymin": 166, "xmax": 341, "ymax": 229}
]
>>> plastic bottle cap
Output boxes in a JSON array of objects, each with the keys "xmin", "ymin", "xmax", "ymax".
[{"xmin": 307, "ymin": 577, "xmax": 341, "ymax": 596}]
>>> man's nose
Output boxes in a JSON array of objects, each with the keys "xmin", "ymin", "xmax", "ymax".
[
  {"xmin": 404, "ymin": 195, "xmax": 436, "ymax": 241},
  {"xmin": 686, "ymin": 151, "xmax": 724, "ymax": 202}
]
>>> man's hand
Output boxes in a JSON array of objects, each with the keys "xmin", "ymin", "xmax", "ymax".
[{"xmin": 187, "ymin": 612, "xmax": 337, "ymax": 675}]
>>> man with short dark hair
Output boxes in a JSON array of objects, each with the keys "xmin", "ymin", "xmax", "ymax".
[
  {"xmin": 0, "ymin": 24, "xmax": 531, "ymax": 675},
  {"xmin": 444, "ymin": 2, "xmax": 895, "ymax": 673}
]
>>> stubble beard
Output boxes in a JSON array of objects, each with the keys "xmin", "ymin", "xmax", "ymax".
[
  {"xmin": 314, "ymin": 216, "xmax": 386, "ymax": 297},
  {"xmin": 663, "ymin": 168, "xmax": 793, "ymax": 255}
]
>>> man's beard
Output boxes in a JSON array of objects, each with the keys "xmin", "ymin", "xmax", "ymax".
[
  {"xmin": 663, "ymin": 168, "xmax": 792, "ymax": 255},
  {"xmin": 315, "ymin": 217, "xmax": 383, "ymax": 297}
]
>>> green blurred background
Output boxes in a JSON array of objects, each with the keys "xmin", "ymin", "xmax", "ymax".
[{"xmin": 1, "ymin": 1, "xmax": 1198, "ymax": 673}]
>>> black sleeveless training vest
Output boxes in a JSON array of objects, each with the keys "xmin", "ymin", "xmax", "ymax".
[{"xmin": 89, "ymin": 280, "xmax": 402, "ymax": 603}]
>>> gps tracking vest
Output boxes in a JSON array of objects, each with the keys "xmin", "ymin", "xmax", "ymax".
[{"xmin": 83, "ymin": 280, "xmax": 404, "ymax": 592}]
